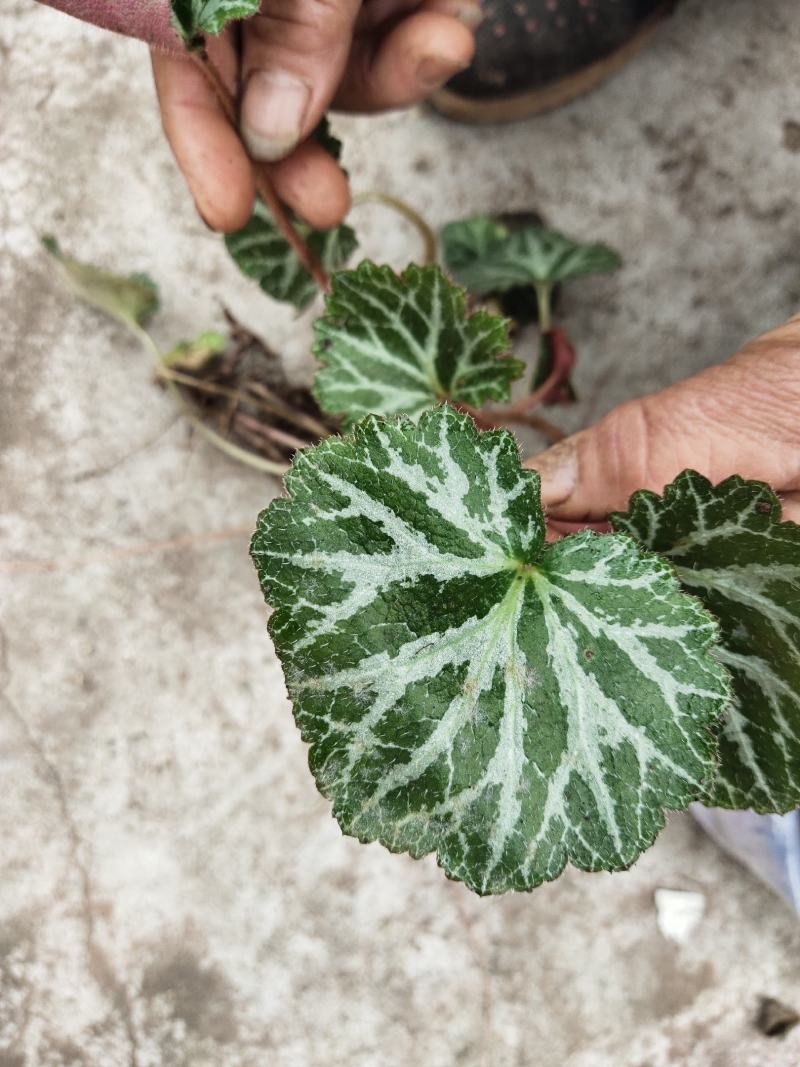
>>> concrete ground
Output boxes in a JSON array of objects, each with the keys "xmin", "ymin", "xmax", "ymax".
[{"xmin": 2, "ymin": 0, "xmax": 800, "ymax": 1064}]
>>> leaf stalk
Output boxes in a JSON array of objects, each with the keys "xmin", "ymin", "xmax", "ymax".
[{"xmin": 190, "ymin": 48, "xmax": 330, "ymax": 293}]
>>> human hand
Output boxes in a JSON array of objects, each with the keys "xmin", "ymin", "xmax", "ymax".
[
  {"xmin": 526, "ymin": 313, "xmax": 800, "ymax": 529},
  {"xmin": 151, "ymin": 0, "xmax": 479, "ymax": 233}
]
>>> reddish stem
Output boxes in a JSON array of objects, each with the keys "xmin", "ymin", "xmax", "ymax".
[
  {"xmin": 457, "ymin": 403, "xmax": 565, "ymax": 442},
  {"xmin": 531, "ymin": 327, "xmax": 577, "ymax": 406},
  {"xmin": 191, "ymin": 49, "xmax": 330, "ymax": 292},
  {"xmin": 503, "ymin": 360, "xmax": 565, "ymax": 418},
  {"xmin": 235, "ymin": 412, "xmax": 313, "ymax": 453},
  {"xmin": 461, "ymin": 327, "xmax": 573, "ymax": 437}
]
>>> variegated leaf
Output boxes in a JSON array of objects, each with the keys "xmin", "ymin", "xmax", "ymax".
[
  {"xmin": 171, "ymin": 0, "xmax": 260, "ymax": 45},
  {"xmin": 252, "ymin": 408, "xmax": 729, "ymax": 894},
  {"xmin": 613, "ymin": 471, "xmax": 800, "ymax": 813},
  {"xmin": 312, "ymin": 263, "xmax": 524, "ymax": 426},
  {"xmin": 225, "ymin": 199, "xmax": 357, "ymax": 311},
  {"xmin": 441, "ymin": 215, "xmax": 622, "ymax": 295}
]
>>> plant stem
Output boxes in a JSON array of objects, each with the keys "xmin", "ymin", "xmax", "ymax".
[
  {"xmin": 534, "ymin": 283, "xmax": 552, "ymax": 332},
  {"xmin": 497, "ymin": 360, "xmax": 566, "ymax": 419},
  {"xmin": 456, "ymin": 340, "xmax": 569, "ymax": 440},
  {"xmin": 133, "ymin": 325, "xmax": 288, "ymax": 476},
  {"xmin": 458, "ymin": 401, "xmax": 564, "ymax": 443},
  {"xmin": 156, "ymin": 366, "xmax": 333, "ymax": 441},
  {"xmin": 504, "ymin": 411, "xmax": 566, "ymax": 442},
  {"xmin": 191, "ymin": 49, "xmax": 329, "ymax": 292},
  {"xmin": 235, "ymin": 411, "xmax": 313, "ymax": 453},
  {"xmin": 244, "ymin": 381, "xmax": 334, "ymax": 440},
  {"xmin": 351, "ymin": 192, "xmax": 437, "ymax": 265}
]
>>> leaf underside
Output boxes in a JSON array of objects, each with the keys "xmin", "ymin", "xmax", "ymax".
[
  {"xmin": 171, "ymin": 0, "xmax": 260, "ymax": 44},
  {"xmin": 312, "ymin": 263, "xmax": 524, "ymax": 427},
  {"xmin": 252, "ymin": 408, "xmax": 729, "ymax": 894},
  {"xmin": 441, "ymin": 215, "xmax": 622, "ymax": 295},
  {"xmin": 225, "ymin": 199, "xmax": 357, "ymax": 311},
  {"xmin": 613, "ymin": 471, "xmax": 800, "ymax": 814}
]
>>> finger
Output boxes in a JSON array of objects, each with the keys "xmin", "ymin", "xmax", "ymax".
[
  {"xmin": 527, "ymin": 312, "xmax": 800, "ymax": 521},
  {"xmin": 356, "ymin": 0, "xmax": 421, "ymax": 32},
  {"xmin": 356, "ymin": 0, "xmax": 483, "ymax": 32},
  {"xmin": 780, "ymin": 492, "xmax": 800, "ymax": 524},
  {"xmin": 240, "ymin": 0, "xmax": 361, "ymax": 163},
  {"xmin": 525, "ymin": 398, "xmax": 662, "ymax": 521},
  {"xmin": 335, "ymin": 11, "xmax": 475, "ymax": 112},
  {"xmin": 548, "ymin": 519, "xmax": 612, "ymax": 536},
  {"xmin": 151, "ymin": 50, "xmax": 255, "ymax": 233},
  {"xmin": 421, "ymin": 0, "xmax": 484, "ymax": 27},
  {"xmin": 268, "ymin": 140, "xmax": 351, "ymax": 229}
]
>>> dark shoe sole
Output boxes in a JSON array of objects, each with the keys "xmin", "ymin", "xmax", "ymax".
[{"xmin": 430, "ymin": 3, "xmax": 674, "ymax": 125}]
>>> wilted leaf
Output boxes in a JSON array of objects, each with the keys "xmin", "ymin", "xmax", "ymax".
[
  {"xmin": 42, "ymin": 235, "xmax": 159, "ymax": 330},
  {"xmin": 312, "ymin": 263, "xmax": 523, "ymax": 426},
  {"xmin": 163, "ymin": 330, "xmax": 227, "ymax": 372},
  {"xmin": 225, "ymin": 200, "xmax": 357, "ymax": 311},
  {"xmin": 441, "ymin": 215, "xmax": 622, "ymax": 295},
  {"xmin": 252, "ymin": 408, "xmax": 729, "ymax": 894},
  {"xmin": 613, "ymin": 471, "xmax": 800, "ymax": 813}
]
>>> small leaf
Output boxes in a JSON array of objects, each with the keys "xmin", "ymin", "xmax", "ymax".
[
  {"xmin": 252, "ymin": 407, "xmax": 729, "ymax": 894},
  {"xmin": 312, "ymin": 263, "xmax": 524, "ymax": 426},
  {"xmin": 442, "ymin": 215, "xmax": 622, "ymax": 295},
  {"xmin": 312, "ymin": 117, "xmax": 344, "ymax": 163},
  {"xmin": 42, "ymin": 235, "xmax": 159, "ymax": 330},
  {"xmin": 225, "ymin": 199, "xmax": 357, "ymax": 311},
  {"xmin": 170, "ymin": 0, "xmax": 259, "ymax": 46},
  {"xmin": 441, "ymin": 216, "xmax": 511, "ymax": 292},
  {"xmin": 163, "ymin": 330, "xmax": 227, "ymax": 371},
  {"xmin": 613, "ymin": 470, "xmax": 800, "ymax": 814}
]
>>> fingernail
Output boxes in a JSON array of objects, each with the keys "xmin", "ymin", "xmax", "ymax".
[
  {"xmin": 240, "ymin": 70, "xmax": 311, "ymax": 162},
  {"xmin": 416, "ymin": 54, "xmax": 470, "ymax": 90},
  {"xmin": 528, "ymin": 440, "xmax": 578, "ymax": 507},
  {"xmin": 457, "ymin": 5, "xmax": 484, "ymax": 28}
]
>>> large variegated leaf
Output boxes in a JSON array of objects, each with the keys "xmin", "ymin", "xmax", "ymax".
[
  {"xmin": 171, "ymin": 0, "xmax": 259, "ymax": 45},
  {"xmin": 225, "ymin": 199, "xmax": 357, "ymax": 311},
  {"xmin": 252, "ymin": 408, "xmax": 729, "ymax": 894},
  {"xmin": 613, "ymin": 471, "xmax": 800, "ymax": 813},
  {"xmin": 441, "ymin": 215, "xmax": 622, "ymax": 295},
  {"xmin": 312, "ymin": 263, "xmax": 524, "ymax": 426}
]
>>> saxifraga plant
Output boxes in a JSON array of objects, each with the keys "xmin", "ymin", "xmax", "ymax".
[{"xmin": 45, "ymin": 2, "xmax": 800, "ymax": 896}]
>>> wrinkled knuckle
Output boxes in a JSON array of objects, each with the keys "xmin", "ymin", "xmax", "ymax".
[
  {"xmin": 600, "ymin": 397, "xmax": 661, "ymax": 493},
  {"xmin": 251, "ymin": 0, "xmax": 351, "ymax": 42}
]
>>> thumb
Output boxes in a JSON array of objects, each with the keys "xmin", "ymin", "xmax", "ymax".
[
  {"xmin": 527, "ymin": 311, "xmax": 800, "ymax": 523},
  {"xmin": 239, "ymin": 0, "xmax": 360, "ymax": 162},
  {"xmin": 526, "ymin": 397, "xmax": 660, "ymax": 522}
]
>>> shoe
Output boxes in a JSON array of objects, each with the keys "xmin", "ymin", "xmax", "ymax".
[{"xmin": 431, "ymin": 0, "xmax": 676, "ymax": 124}]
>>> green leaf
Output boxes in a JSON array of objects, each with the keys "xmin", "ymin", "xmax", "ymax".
[
  {"xmin": 225, "ymin": 199, "xmax": 357, "ymax": 311},
  {"xmin": 42, "ymin": 235, "xmax": 159, "ymax": 330},
  {"xmin": 312, "ymin": 117, "xmax": 343, "ymax": 163},
  {"xmin": 312, "ymin": 263, "xmax": 524, "ymax": 427},
  {"xmin": 163, "ymin": 330, "xmax": 226, "ymax": 371},
  {"xmin": 441, "ymin": 215, "xmax": 622, "ymax": 295},
  {"xmin": 612, "ymin": 470, "xmax": 800, "ymax": 814},
  {"xmin": 170, "ymin": 0, "xmax": 260, "ymax": 45},
  {"xmin": 252, "ymin": 408, "xmax": 729, "ymax": 894}
]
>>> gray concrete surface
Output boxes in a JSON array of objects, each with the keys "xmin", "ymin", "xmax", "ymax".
[{"xmin": 2, "ymin": 0, "xmax": 800, "ymax": 1064}]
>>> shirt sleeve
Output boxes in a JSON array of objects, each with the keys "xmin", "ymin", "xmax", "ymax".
[{"xmin": 35, "ymin": 0, "xmax": 183, "ymax": 52}]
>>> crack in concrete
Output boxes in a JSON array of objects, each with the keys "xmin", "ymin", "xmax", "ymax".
[
  {"xmin": 0, "ymin": 624, "xmax": 141, "ymax": 1067},
  {"xmin": 69, "ymin": 414, "xmax": 180, "ymax": 483}
]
